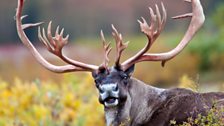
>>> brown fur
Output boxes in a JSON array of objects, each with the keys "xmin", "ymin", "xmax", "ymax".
[{"xmin": 112, "ymin": 78, "xmax": 224, "ymax": 126}]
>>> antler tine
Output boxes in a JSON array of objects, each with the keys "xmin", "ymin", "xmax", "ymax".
[
  {"xmin": 161, "ymin": 3, "xmax": 167, "ymax": 30},
  {"xmin": 172, "ymin": 13, "xmax": 193, "ymax": 19},
  {"xmin": 121, "ymin": 3, "xmax": 167, "ymax": 70},
  {"xmin": 38, "ymin": 21, "xmax": 99, "ymax": 71},
  {"xmin": 99, "ymin": 30, "xmax": 112, "ymax": 71},
  {"xmin": 19, "ymin": 14, "xmax": 44, "ymax": 30},
  {"xmin": 172, "ymin": 0, "xmax": 193, "ymax": 20},
  {"xmin": 112, "ymin": 24, "xmax": 129, "ymax": 68},
  {"xmin": 47, "ymin": 21, "xmax": 56, "ymax": 49},
  {"xmin": 16, "ymin": 0, "xmax": 98, "ymax": 73},
  {"xmin": 22, "ymin": 22, "xmax": 44, "ymax": 30},
  {"xmin": 156, "ymin": 2, "xmax": 167, "ymax": 36},
  {"xmin": 121, "ymin": 0, "xmax": 204, "ymax": 70},
  {"xmin": 38, "ymin": 26, "xmax": 53, "ymax": 52}
]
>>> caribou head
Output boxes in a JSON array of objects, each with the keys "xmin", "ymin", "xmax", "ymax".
[{"xmin": 16, "ymin": 0, "xmax": 224, "ymax": 125}]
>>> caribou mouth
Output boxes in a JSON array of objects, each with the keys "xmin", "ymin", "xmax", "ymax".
[{"xmin": 104, "ymin": 97, "xmax": 118, "ymax": 107}]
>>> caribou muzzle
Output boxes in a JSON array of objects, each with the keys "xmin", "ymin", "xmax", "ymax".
[{"xmin": 99, "ymin": 83, "xmax": 119, "ymax": 107}]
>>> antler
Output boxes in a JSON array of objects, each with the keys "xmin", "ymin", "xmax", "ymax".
[
  {"xmin": 16, "ymin": 0, "xmax": 205, "ymax": 73},
  {"xmin": 99, "ymin": 30, "xmax": 112, "ymax": 71},
  {"xmin": 16, "ymin": 0, "xmax": 99, "ymax": 73},
  {"xmin": 121, "ymin": 0, "xmax": 205, "ymax": 70},
  {"xmin": 112, "ymin": 25, "xmax": 129, "ymax": 68}
]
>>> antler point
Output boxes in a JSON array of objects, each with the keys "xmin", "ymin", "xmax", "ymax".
[
  {"xmin": 21, "ymin": 15, "xmax": 28, "ymax": 20},
  {"xmin": 65, "ymin": 34, "xmax": 69, "ymax": 40},
  {"xmin": 111, "ymin": 24, "xmax": 115, "ymax": 29},
  {"xmin": 60, "ymin": 28, "xmax": 64, "ymax": 36},
  {"xmin": 141, "ymin": 17, "xmax": 146, "ymax": 23},
  {"xmin": 161, "ymin": 60, "xmax": 167, "ymax": 67},
  {"xmin": 55, "ymin": 26, "xmax": 60, "ymax": 35},
  {"xmin": 100, "ymin": 30, "xmax": 106, "ymax": 42}
]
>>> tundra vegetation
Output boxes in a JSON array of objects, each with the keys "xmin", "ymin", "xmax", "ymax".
[{"xmin": 0, "ymin": 75, "xmax": 223, "ymax": 126}]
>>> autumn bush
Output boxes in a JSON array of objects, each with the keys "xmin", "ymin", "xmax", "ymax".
[
  {"xmin": 0, "ymin": 73, "xmax": 223, "ymax": 126},
  {"xmin": 0, "ymin": 74, "xmax": 104, "ymax": 126}
]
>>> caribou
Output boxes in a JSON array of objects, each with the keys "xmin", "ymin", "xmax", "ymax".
[{"xmin": 16, "ymin": 0, "xmax": 224, "ymax": 125}]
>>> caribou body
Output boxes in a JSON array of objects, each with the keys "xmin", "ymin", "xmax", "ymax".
[
  {"xmin": 16, "ymin": 0, "xmax": 224, "ymax": 125},
  {"xmin": 96, "ymin": 68, "xmax": 224, "ymax": 126}
]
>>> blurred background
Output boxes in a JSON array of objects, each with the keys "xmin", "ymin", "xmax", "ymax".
[{"xmin": 0, "ymin": 0, "xmax": 223, "ymax": 125}]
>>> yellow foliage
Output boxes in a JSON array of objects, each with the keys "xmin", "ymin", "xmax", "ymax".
[
  {"xmin": 0, "ymin": 74, "xmax": 105, "ymax": 126},
  {"xmin": 32, "ymin": 104, "xmax": 51, "ymax": 120},
  {"xmin": 178, "ymin": 74, "xmax": 199, "ymax": 92}
]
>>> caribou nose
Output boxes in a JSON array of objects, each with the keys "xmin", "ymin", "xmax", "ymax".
[
  {"xmin": 99, "ymin": 83, "xmax": 118, "ymax": 93},
  {"xmin": 99, "ymin": 83, "xmax": 119, "ymax": 105}
]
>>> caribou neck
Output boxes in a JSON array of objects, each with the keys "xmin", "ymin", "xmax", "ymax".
[{"xmin": 129, "ymin": 78, "xmax": 166, "ymax": 125}]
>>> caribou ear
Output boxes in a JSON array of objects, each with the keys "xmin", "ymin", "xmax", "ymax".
[{"xmin": 124, "ymin": 64, "xmax": 135, "ymax": 77}]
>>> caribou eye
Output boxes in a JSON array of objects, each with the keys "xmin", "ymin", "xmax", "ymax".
[
  {"xmin": 120, "ymin": 73, "xmax": 128, "ymax": 80},
  {"xmin": 123, "ymin": 75, "xmax": 129, "ymax": 81},
  {"xmin": 123, "ymin": 76, "xmax": 128, "ymax": 80},
  {"xmin": 121, "ymin": 74, "xmax": 129, "ymax": 85}
]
